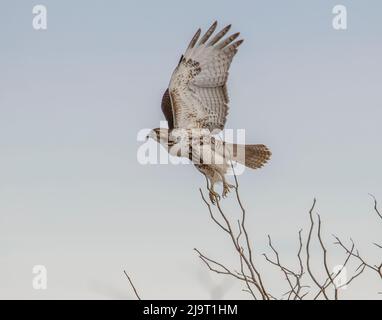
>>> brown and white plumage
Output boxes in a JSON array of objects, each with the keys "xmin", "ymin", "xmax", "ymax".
[
  {"xmin": 152, "ymin": 21, "xmax": 271, "ymax": 203},
  {"xmin": 166, "ymin": 21, "xmax": 242, "ymax": 131}
]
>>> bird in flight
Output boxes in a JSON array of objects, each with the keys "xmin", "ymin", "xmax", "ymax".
[{"xmin": 148, "ymin": 21, "xmax": 271, "ymax": 203}]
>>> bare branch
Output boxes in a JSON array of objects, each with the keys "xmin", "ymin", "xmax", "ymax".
[
  {"xmin": 334, "ymin": 237, "xmax": 380, "ymax": 276},
  {"xmin": 239, "ymin": 247, "xmax": 257, "ymax": 300},
  {"xmin": 197, "ymin": 167, "xmax": 269, "ymax": 299},
  {"xmin": 316, "ymin": 213, "xmax": 337, "ymax": 299},
  {"xmin": 369, "ymin": 194, "xmax": 382, "ymax": 221},
  {"xmin": 199, "ymin": 188, "xmax": 229, "ymax": 233},
  {"xmin": 123, "ymin": 271, "xmax": 141, "ymax": 300},
  {"xmin": 263, "ymin": 235, "xmax": 305, "ymax": 300},
  {"xmin": 305, "ymin": 199, "xmax": 329, "ymax": 300}
]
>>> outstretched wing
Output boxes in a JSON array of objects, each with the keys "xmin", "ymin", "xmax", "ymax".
[{"xmin": 163, "ymin": 21, "xmax": 243, "ymax": 131}]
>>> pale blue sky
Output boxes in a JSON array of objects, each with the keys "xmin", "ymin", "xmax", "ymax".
[{"xmin": 0, "ymin": 0, "xmax": 381, "ymax": 299}]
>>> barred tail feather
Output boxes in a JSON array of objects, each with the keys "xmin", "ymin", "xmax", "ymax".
[{"xmin": 227, "ymin": 143, "xmax": 271, "ymax": 170}]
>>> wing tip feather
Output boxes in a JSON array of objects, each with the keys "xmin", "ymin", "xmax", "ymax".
[{"xmin": 187, "ymin": 28, "xmax": 202, "ymax": 50}]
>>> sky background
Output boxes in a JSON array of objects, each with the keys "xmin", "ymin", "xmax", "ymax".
[{"xmin": 0, "ymin": 0, "xmax": 381, "ymax": 299}]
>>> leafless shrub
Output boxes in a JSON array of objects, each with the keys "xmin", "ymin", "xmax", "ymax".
[
  {"xmin": 124, "ymin": 177, "xmax": 381, "ymax": 299},
  {"xmin": 195, "ymin": 175, "xmax": 381, "ymax": 300}
]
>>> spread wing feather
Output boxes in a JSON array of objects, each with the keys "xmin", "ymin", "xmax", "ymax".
[{"xmin": 163, "ymin": 21, "xmax": 243, "ymax": 131}]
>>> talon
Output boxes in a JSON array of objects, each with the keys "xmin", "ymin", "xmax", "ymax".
[
  {"xmin": 222, "ymin": 183, "xmax": 235, "ymax": 198},
  {"xmin": 209, "ymin": 190, "xmax": 220, "ymax": 204}
]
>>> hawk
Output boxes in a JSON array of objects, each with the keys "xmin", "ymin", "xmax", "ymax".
[{"xmin": 148, "ymin": 21, "xmax": 271, "ymax": 203}]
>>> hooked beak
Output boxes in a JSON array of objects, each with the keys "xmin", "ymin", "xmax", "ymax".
[{"xmin": 146, "ymin": 130, "xmax": 155, "ymax": 142}]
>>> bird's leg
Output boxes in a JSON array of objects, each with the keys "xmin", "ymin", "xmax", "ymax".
[
  {"xmin": 222, "ymin": 177, "xmax": 235, "ymax": 198},
  {"xmin": 204, "ymin": 174, "xmax": 210, "ymax": 190},
  {"xmin": 208, "ymin": 183, "xmax": 220, "ymax": 205}
]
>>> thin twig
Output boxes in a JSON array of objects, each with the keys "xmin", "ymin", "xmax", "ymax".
[
  {"xmin": 369, "ymin": 194, "xmax": 382, "ymax": 220},
  {"xmin": 316, "ymin": 213, "xmax": 337, "ymax": 299},
  {"xmin": 305, "ymin": 199, "xmax": 329, "ymax": 300},
  {"xmin": 123, "ymin": 270, "xmax": 141, "ymax": 300}
]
